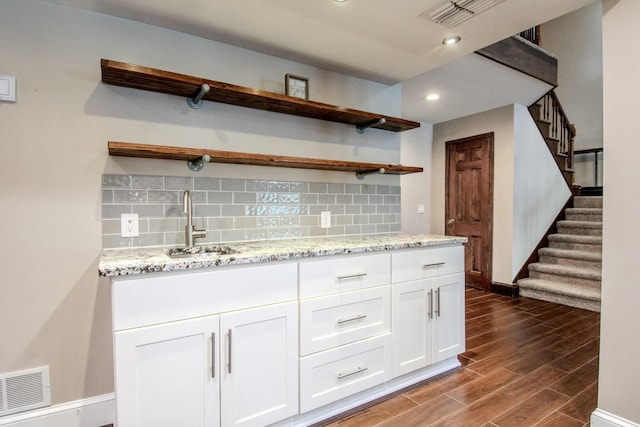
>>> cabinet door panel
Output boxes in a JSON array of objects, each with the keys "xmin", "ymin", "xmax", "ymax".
[
  {"xmin": 433, "ymin": 273, "xmax": 465, "ymax": 362},
  {"xmin": 392, "ymin": 280, "xmax": 431, "ymax": 377},
  {"xmin": 114, "ymin": 316, "xmax": 219, "ymax": 427},
  {"xmin": 220, "ymin": 302, "xmax": 298, "ymax": 427}
]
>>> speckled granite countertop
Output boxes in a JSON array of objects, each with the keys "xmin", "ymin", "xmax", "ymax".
[{"xmin": 99, "ymin": 233, "xmax": 467, "ymax": 277}]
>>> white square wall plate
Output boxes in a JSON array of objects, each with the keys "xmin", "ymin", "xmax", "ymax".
[{"xmin": 0, "ymin": 75, "xmax": 16, "ymax": 102}]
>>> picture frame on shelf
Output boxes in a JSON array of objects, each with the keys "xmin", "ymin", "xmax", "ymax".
[{"xmin": 285, "ymin": 74, "xmax": 309, "ymax": 100}]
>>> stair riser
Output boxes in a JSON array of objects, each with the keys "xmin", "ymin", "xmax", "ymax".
[
  {"xmin": 556, "ymin": 226, "xmax": 602, "ymax": 236},
  {"xmin": 519, "ymin": 288, "xmax": 600, "ymax": 312},
  {"xmin": 549, "ymin": 241, "xmax": 602, "ymax": 252},
  {"xmin": 574, "ymin": 197, "xmax": 603, "ymax": 209},
  {"xmin": 530, "ymin": 271, "xmax": 600, "ymax": 288},
  {"xmin": 539, "ymin": 255, "xmax": 601, "ymax": 270}
]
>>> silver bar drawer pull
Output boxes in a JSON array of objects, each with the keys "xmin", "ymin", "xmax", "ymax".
[
  {"xmin": 227, "ymin": 329, "xmax": 232, "ymax": 374},
  {"xmin": 211, "ymin": 332, "xmax": 216, "ymax": 378},
  {"xmin": 337, "ymin": 314, "xmax": 368, "ymax": 325},
  {"xmin": 423, "ymin": 262, "xmax": 445, "ymax": 268},
  {"xmin": 337, "ymin": 272, "xmax": 367, "ymax": 280},
  {"xmin": 337, "ymin": 366, "xmax": 368, "ymax": 380}
]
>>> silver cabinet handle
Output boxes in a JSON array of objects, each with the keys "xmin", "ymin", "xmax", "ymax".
[
  {"xmin": 423, "ymin": 262, "xmax": 445, "ymax": 268},
  {"xmin": 436, "ymin": 289, "xmax": 441, "ymax": 317},
  {"xmin": 211, "ymin": 332, "xmax": 216, "ymax": 378},
  {"xmin": 337, "ymin": 366, "xmax": 368, "ymax": 380},
  {"xmin": 227, "ymin": 329, "xmax": 232, "ymax": 374},
  {"xmin": 337, "ymin": 314, "xmax": 367, "ymax": 325},
  {"xmin": 337, "ymin": 272, "xmax": 367, "ymax": 280},
  {"xmin": 428, "ymin": 289, "xmax": 434, "ymax": 320}
]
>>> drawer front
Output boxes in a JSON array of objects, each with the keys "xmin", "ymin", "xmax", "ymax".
[
  {"xmin": 299, "ymin": 286, "xmax": 391, "ymax": 356},
  {"xmin": 299, "ymin": 334, "xmax": 392, "ymax": 413},
  {"xmin": 391, "ymin": 245, "xmax": 464, "ymax": 283},
  {"xmin": 299, "ymin": 253, "xmax": 391, "ymax": 299}
]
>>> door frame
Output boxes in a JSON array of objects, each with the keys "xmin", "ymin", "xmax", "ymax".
[{"xmin": 444, "ymin": 132, "xmax": 494, "ymax": 290}]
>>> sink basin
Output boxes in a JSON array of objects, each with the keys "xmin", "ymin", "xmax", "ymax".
[{"xmin": 165, "ymin": 245, "xmax": 237, "ymax": 258}]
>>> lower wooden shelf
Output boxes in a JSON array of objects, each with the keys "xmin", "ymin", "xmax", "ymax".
[{"xmin": 108, "ymin": 141, "xmax": 423, "ymax": 178}]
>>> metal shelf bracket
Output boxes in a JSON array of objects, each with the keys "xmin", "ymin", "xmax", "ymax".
[{"xmin": 356, "ymin": 118, "xmax": 386, "ymax": 134}]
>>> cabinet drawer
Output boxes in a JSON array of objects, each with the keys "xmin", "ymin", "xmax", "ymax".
[
  {"xmin": 299, "ymin": 286, "xmax": 390, "ymax": 356},
  {"xmin": 299, "ymin": 334, "xmax": 392, "ymax": 413},
  {"xmin": 391, "ymin": 245, "xmax": 463, "ymax": 283},
  {"xmin": 299, "ymin": 253, "xmax": 391, "ymax": 299}
]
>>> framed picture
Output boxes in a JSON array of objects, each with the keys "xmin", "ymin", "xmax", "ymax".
[{"xmin": 285, "ymin": 74, "xmax": 309, "ymax": 100}]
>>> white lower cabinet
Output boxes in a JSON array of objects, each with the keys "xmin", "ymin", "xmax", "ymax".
[
  {"xmin": 114, "ymin": 301, "xmax": 298, "ymax": 427},
  {"xmin": 114, "ymin": 315, "xmax": 220, "ymax": 427},
  {"xmin": 392, "ymin": 273, "xmax": 465, "ymax": 377},
  {"xmin": 391, "ymin": 247, "xmax": 465, "ymax": 378},
  {"xmin": 220, "ymin": 302, "xmax": 298, "ymax": 427}
]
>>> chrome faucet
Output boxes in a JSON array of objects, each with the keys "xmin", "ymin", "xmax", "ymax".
[{"xmin": 183, "ymin": 190, "xmax": 206, "ymax": 248}]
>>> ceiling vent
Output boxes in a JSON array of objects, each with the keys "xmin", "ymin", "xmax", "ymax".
[{"xmin": 424, "ymin": 0, "xmax": 506, "ymax": 28}]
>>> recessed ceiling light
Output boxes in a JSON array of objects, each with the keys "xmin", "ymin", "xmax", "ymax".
[
  {"xmin": 333, "ymin": 0, "xmax": 349, "ymax": 3},
  {"xmin": 442, "ymin": 35, "xmax": 461, "ymax": 46},
  {"xmin": 426, "ymin": 94, "xmax": 440, "ymax": 101}
]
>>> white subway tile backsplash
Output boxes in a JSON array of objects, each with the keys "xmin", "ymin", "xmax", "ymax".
[{"xmin": 101, "ymin": 174, "xmax": 401, "ymax": 248}]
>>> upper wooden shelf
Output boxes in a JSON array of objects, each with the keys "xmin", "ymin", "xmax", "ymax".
[
  {"xmin": 108, "ymin": 141, "xmax": 423, "ymax": 178},
  {"xmin": 101, "ymin": 59, "xmax": 420, "ymax": 133}
]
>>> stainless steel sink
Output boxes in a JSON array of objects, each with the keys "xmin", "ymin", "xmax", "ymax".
[{"xmin": 165, "ymin": 245, "xmax": 237, "ymax": 258}]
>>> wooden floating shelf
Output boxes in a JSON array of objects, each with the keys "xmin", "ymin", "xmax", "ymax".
[
  {"xmin": 108, "ymin": 141, "xmax": 423, "ymax": 177},
  {"xmin": 101, "ymin": 59, "xmax": 420, "ymax": 133}
]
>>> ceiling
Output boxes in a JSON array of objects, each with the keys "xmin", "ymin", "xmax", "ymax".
[{"xmin": 47, "ymin": 0, "xmax": 596, "ymax": 124}]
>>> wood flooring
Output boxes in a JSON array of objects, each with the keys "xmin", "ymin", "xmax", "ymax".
[{"xmin": 326, "ymin": 287, "xmax": 600, "ymax": 427}]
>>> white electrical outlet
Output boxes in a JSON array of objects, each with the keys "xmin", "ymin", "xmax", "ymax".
[
  {"xmin": 320, "ymin": 211, "xmax": 331, "ymax": 229},
  {"xmin": 121, "ymin": 213, "xmax": 139, "ymax": 237}
]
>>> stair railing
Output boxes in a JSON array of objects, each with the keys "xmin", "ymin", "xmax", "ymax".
[
  {"xmin": 519, "ymin": 25, "xmax": 541, "ymax": 45},
  {"xmin": 539, "ymin": 90, "xmax": 576, "ymax": 171}
]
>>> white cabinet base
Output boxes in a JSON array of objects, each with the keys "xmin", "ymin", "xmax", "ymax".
[{"xmin": 269, "ymin": 357, "xmax": 461, "ymax": 427}]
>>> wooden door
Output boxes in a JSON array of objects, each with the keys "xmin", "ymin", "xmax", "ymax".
[{"xmin": 445, "ymin": 133, "xmax": 494, "ymax": 290}]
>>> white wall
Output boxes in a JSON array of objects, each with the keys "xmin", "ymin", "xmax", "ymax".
[
  {"xmin": 541, "ymin": 1, "xmax": 604, "ymax": 187},
  {"xmin": 0, "ymin": 0, "xmax": 407, "ymax": 406},
  {"xmin": 432, "ymin": 105, "xmax": 515, "ymax": 284},
  {"xmin": 401, "ymin": 123, "xmax": 433, "ymax": 233},
  {"xmin": 594, "ymin": 0, "xmax": 640, "ymax": 424},
  {"xmin": 513, "ymin": 104, "xmax": 571, "ymax": 277}
]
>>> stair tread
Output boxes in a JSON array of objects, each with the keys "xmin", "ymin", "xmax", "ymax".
[
  {"xmin": 529, "ymin": 262, "xmax": 601, "ymax": 279},
  {"xmin": 557, "ymin": 220, "xmax": 603, "ymax": 228},
  {"xmin": 565, "ymin": 208, "xmax": 603, "ymax": 214},
  {"xmin": 548, "ymin": 234, "xmax": 602, "ymax": 243},
  {"xmin": 518, "ymin": 278, "xmax": 601, "ymax": 301},
  {"xmin": 538, "ymin": 247, "xmax": 602, "ymax": 261}
]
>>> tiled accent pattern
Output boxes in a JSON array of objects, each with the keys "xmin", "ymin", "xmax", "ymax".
[{"xmin": 102, "ymin": 174, "xmax": 401, "ymax": 248}]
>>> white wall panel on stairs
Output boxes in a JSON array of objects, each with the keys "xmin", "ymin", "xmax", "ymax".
[{"xmin": 512, "ymin": 103, "xmax": 571, "ymax": 280}]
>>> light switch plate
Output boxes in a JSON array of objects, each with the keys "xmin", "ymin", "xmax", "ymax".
[
  {"xmin": 0, "ymin": 75, "xmax": 16, "ymax": 102},
  {"xmin": 320, "ymin": 211, "xmax": 331, "ymax": 229}
]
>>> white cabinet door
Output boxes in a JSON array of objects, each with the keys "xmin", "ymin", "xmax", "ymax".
[
  {"xmin": 392, "ymin": 279, "xmax": 431, "ymax": 377},
  {"xmin": 220, "ymin": 301, "xmax": 298, "ymax": 427},
  {"xmin": 114, "ymin": 315, "xmax": 220, "ymax": 427},
  {"xmin": 432, "ymin": 273, "xmax": 465, "ymax": 363}
]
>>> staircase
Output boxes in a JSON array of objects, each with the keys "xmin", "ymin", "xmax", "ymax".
[{"xmin": 518, "ymin": 196, "xmax": 602, "ymax": 312}]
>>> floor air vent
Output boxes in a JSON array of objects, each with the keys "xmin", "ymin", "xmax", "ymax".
[
  {"xmin": 0, "ymin": 366, "xmax": 51, "ymax": 416},
  {"xmin": 424, "ymin": 0, "xmax": 505, "ymax": 28}
]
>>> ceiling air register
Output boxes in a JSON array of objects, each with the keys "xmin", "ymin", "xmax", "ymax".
[{"xmin": 426, "ymin": 0, "xmax": 506, "ymax": 28}]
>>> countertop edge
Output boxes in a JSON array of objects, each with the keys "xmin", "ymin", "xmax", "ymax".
[{"xmin": 99, "ymin": 234, "xmax": 467, "ymax": 278}]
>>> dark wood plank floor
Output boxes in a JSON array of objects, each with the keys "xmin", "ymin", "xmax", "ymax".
[{"xmin": 327, "ymin": 287, "xmax": 600, "ymax": 427}]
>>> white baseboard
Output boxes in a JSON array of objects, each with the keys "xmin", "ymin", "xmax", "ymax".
[
  {"xmin": 592, "ymin": 408, "xmax": 640, "ymax": 427},
  {"xmin": 0, "ymin": 393, "xmax": 115, "ymax": 427}
]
